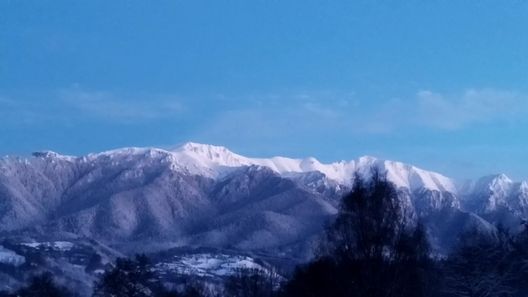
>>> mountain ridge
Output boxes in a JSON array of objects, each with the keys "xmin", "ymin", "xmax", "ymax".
[
  {"xmin": 28, "ymin": 142, "xmax": 525, "ymax": 192},
  {"xmin": 25, "ymin": 142, "xmax": 466, "ymax": 190},
  {"xmin": 0, "ymin": 142, "xmax": 525, "ymax": 259}
]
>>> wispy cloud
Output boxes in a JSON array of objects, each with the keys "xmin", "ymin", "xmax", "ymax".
[
  {"xmin": 195, "ymin": 88, "xmax": 528, "ymax": 146},
  {"xmin": 0, "ymin": 96, "xmax": 53, "ymax": 125},
  {"xmin": 3, "ymin": 87, "xmax": 527, "ymax": 136},
  {"xmin": 413, "ymin": 88, "xmax": 526, "ymax": 130},
  {"xmin": 193, "ymin": 91, "xmax": 364, "ymax": 148},
  {"xmin": 0, "ymin": 87, "xmax": 186, "ymax": 127},
  {"xmin": 59, "ymin": 86, "xmax": 184, "ymax": 122},
  {"xmin": 0, "ymin": 96, "xmax": 13, "ymax": 105}
]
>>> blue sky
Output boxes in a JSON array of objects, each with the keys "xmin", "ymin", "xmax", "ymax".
[{"xmin": 2, "ymin": 1, "xmax": 528, "ymax": 179}]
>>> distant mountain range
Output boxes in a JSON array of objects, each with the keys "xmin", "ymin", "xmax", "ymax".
[{"xmin": 1, "ymin": 142, "xmax": 527, "ymax": 258}]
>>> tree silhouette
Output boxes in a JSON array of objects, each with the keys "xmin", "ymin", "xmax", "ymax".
[
  {"xmin": 13, "ymin": 272, "xmax": 74, "ymax": 297},
  {"xmin": 283, "ymin": 170, "xmax": 435, "ymax": 297},
  {"xmin": 92, "ymin": 254, "xmax": 161, "ymax": 297},
  {"xmin": 443, "ymin": 228, "xmax": 516, "ymax": 297},
  {"xmin": 225, "ymin": 268, "xmax": 279, "ymax": 297},
  {"xmin": 322, "ymin": 170, "xmax": 406, "ymax": 262}
]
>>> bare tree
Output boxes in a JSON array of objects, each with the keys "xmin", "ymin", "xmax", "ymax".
[
  {"xmin": 224, "ymin": 268, "xmax": 280, "ymax": 297},
  {"xmin": 283, "ymin": 170, "xmax": 436, "ymax": 297},
  {"xmin": 443, "ymin": 229, "xmax": 516, "ymax": 297}
]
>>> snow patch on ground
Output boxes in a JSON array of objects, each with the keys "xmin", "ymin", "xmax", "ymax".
[
  {"xmin": 155, "ymin": 253, "xmax": 264, "ymax": 278},
  {"xmin": 21, "ymin": 241, "xmax": 74, "ymax": 252},
  {"xmin": 0, "ymin": 246, "xmax": 25, "ymax": 266}
]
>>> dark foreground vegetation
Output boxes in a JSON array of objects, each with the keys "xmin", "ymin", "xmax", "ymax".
[{"xmin": 2, "ymin": 171, "xmax": 528, "ymax": 297}]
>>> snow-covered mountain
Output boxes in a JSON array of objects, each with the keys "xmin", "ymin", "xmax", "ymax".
[
  {"xmin": 458, "ymin": 174, "xmax": 528, "ymax": 228},
  {"xmin": 0, "ymin": 142, "xmax": 523, "ymax": 258},
  {"xmin": 171, "ymin": 142, "xmax": 457, "ymax": 192}
]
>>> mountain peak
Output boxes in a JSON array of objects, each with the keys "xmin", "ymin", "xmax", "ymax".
[
  {"xmin": 177, "ymin": 142, "xmax": 245, "ymax": 161},
  {"xmin": 31, "ymin": 151, "xmax": 75, "ymax": 161},
  {"xmin": 357, "ymin": 155, "xmax": 379, "ymax": 165},
  {"xmin": 465, "ymin": 174, "xmax": 515, "ymax": 207},
  {"xmin": 178, "ymin": 142, "xmax": 232, "ymax": 154},
  {"xmin": 476, "ymin": 173, "xmax": 513, "ymax": 188},
  {"xmin": 176, "ymin": 142, "xmax": 246, "ymax": 163},
  {"xmin": 171, "ymin": 142, "xmax": 251, "ymax": 177},
  {"xmin": 492, "ymin": 173, "xmax": 512, "ymax": 182},
  {"xmin": 299, "ymin": 157, "xmax": 322, "ymax": 169},
  {"xmin": 32, "ymin": 151, "xmax": 62, "ymax": 158}
]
